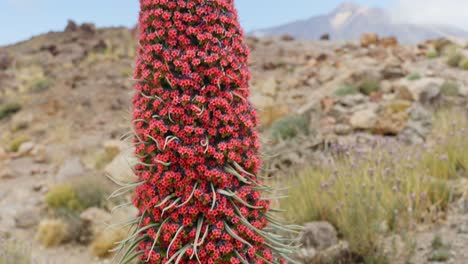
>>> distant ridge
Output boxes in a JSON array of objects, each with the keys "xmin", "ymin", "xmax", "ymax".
[{"xmin": 252, "ymin": 1, "xmax": 468, "ymax": 43}]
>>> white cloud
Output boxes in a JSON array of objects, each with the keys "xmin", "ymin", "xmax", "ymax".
[{"xmin": 390, "ymin": 0, "xmax": 468, "ymax": 30}]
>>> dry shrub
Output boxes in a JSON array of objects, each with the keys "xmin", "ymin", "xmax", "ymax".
[
  {"xmin": 259, "ymin": 105, "xmax": 290, "ymax": 128},
  {"xmin": 35, "ymin": 219, "xmax": 68, "ymax": 248},
  {"xmin": 93, "ymin": 148, "xmax": 120, "ymax": 170},
  {"xmin": 90, "ymin": 228, "xmax": 126, "ymax": 258}
]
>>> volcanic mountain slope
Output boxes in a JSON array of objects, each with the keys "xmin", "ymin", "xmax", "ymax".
[{"xmin": 252, "ymin": 1, "xmax": 468, "ymax": 43}]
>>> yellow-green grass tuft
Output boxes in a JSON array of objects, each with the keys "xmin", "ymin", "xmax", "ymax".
[
  {"xmin": 0, "ymin": 238, "xmax": 31, "ymax": 264},
  {"xmin": 35, "ymin": 219, "xmax": 68, "ymax": 248},
  {"xmin": 90, "ymin": 228, "xmax": 126, "ymax": 258}
]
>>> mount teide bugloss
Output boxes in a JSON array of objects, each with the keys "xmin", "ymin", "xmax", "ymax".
[{"xmin": 252, "ymin": 2, "xmax": 468, "ymax": 43}]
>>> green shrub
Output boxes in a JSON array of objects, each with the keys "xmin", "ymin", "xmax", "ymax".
[
  {"xmin": 0, "ymin": 239, "xmax": 31, "ymax": 264},
  {"xmin": 73, "ymin": 178, "xmax": 110, "ymax": 209},
  {"xmin": 429, "ymin": 249, "xmax": 451, "ymax": 262},
  {"xmin": 45, "ymin": 185, "xmax": 85, "ymax": 212},
  {"xmin": 363, "ymin": 255, "xmax": 390, "ymax": 264},
  {"xmin": 431, "ymin": 235, "xmax": 444, "ymax": 250},
  {"xmin": 406, "ymin": 73, "xmax": 421, "ymax": 81},
  {"xmin": 9, "ymin": 135, "xmax": 29, "ymax": 152},
  {"xmin": 334, "ymin": 84, "xmax": 359, "ymax": 96},
  {"xmin": 428, "ymin": 235, "xmax": 451, "ymax": 262},
  {"xmin": 269, "ymin": 114, "xmax": 309, "ymax": 140},
  {"xmin": 440, "ymin": 82, "xmax": 459, "ymax": 96},
  {"xmin": 459, "ymin": 58, "xmax": 468, "ymax": 70},
  {"xmin": 426, "ymin": 49, "xmax": 439, "ymax": 59},
  {"xmin": 29, "ymin": 77, "xmax": 53, "ymax": 92},
  {"xmin": 0, "ymin": 102, "xmax": 21, "ymax": 120},
  {"xmin": 45, "ymin": 177, "xmax": 112, "ymax": 214},
  {"xmin": 358, "ymin": 78, "xmax": 380, "ymax": 95},
  {"xmin": 447, "ymin": 51, "xmax": 462, "ymax": 67}
]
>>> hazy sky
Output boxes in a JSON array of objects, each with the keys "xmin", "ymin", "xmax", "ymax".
[{"xmin": 1, "ymin": 0, "xmax": 466, "ymax": 46}]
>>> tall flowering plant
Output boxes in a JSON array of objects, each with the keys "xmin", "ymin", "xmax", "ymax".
[{"xmin": 113, "ymin": 0, "xmax": 299, "ymax": 263}]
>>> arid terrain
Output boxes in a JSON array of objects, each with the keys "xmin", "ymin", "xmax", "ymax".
[{"xmin": 0, "ymin": 22, "xmax": 467, "ymax": 264}]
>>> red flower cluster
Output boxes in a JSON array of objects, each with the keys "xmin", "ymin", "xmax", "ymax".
[{"xmin": 128, "ymin": 0, "xmax": 289, "ymax": 263}]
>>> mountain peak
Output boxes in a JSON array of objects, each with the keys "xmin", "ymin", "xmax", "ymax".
[
  {"xmin": 332, "ymin": 1, "xmax": 364, "ymax": 14},
  {"xmin": 330, "ymin": 2, "xmax": 369, "ymax": 29}
]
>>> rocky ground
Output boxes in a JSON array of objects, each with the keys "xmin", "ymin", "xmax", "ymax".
[{"xmin": 0, "ymin": 22, "xmax": 467, "ymax": 263}]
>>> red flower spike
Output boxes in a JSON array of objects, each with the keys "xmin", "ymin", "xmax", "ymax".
[{"xmin": 116, "ymin": 1, "xmax": 300, "ymax": 263}]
